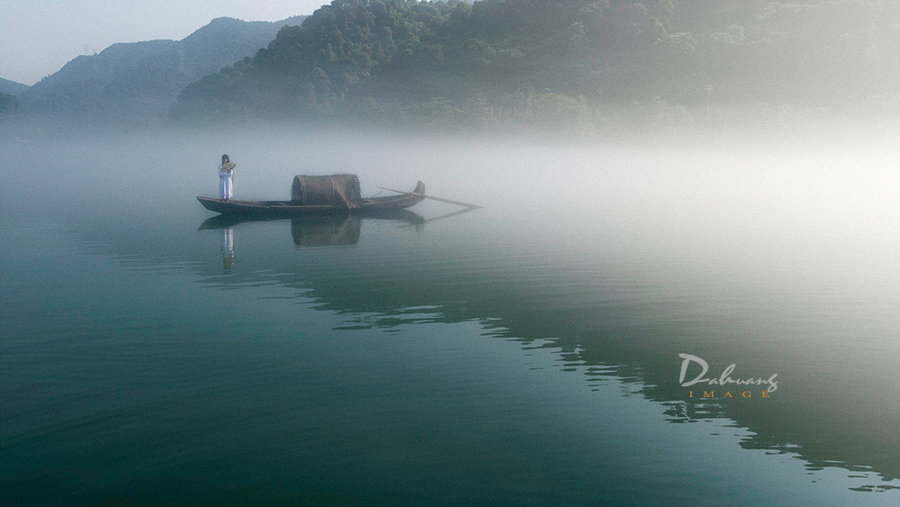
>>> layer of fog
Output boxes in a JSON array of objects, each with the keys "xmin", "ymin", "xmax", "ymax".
[
  {"xmin": 4, "ymin": 123, "xmax": 897, "ymax": 330},
  {"xmin": 3, "ymin": 121, "xmax": 897, "ymax": 269}
]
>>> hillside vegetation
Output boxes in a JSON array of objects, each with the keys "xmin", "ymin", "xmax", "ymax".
[
  {"xmin": 0, "ymin": 78, "xmax": 29, "ymax": 96},
  {"xmin": 171, "ymin": 0, "xmax": 900, "ymax": 129},
  {"xmin": 17, "ymin": 16, "xmax": 304, "ymax": 126}
]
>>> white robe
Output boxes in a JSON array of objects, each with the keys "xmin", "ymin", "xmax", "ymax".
[{"xmin": 218, "ymin": 164, "xmax": 233, "ymax": 199}]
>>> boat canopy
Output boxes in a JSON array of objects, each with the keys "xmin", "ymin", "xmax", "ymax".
[{"xmin": 291, "ymin": 174, "xmax": 361, "ymax": 208}]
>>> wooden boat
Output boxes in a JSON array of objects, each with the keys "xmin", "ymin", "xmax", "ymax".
[{"xmin": 197, "ymin": 176, "xmax": 425, "ymax": 217}]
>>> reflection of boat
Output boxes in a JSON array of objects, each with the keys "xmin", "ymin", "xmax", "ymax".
[
  {"xmin": 199, "ymin": 209, "xmax": 425, "ymax": 247},
  {"xmin": 291, "ymin": 215, "xmax": 361, "ymax": 247},
  {"xmin": 198, "ymin": 209, "xmax": 424, "ymax": 231},
  {"xmin": 198, "ymin": 175, "xmax": 425, "ymax": 216}
]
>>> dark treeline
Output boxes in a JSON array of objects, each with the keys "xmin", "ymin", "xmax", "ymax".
[{"xmin": 171, "ymin": 0, "xmax": 900, "ymax": 130}]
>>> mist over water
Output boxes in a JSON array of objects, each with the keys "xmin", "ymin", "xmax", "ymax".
[{"xmin": 2, "ymin": 124, "xmax": 899, "ymax": 503}]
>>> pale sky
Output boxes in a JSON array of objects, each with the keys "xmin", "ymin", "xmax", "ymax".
[{"xmin": 0, "ymin": 1, "xmax": 329, "ymax": 86}]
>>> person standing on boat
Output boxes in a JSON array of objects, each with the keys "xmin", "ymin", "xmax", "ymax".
[{"xmin": 218, "ymin": 154, "xmax": 235, "ymax": 200}]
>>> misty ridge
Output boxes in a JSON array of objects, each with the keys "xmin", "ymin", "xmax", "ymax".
[
  {"xmin": 0, "ymin": 16, "xmax": 306, "ymax": 130},
  {"xmin": 2, "ymin": 0, "xmax": 900, "ymax": 137}
]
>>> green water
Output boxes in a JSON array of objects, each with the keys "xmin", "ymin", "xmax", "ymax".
[{"xmin": 1, "ymin": 130, "xmax": 898, "ymax": 505}]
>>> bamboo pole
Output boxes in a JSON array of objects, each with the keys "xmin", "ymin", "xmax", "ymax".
[{"xmin": 378, "ymin": 186, "xmax": 483, "ymax": 209}]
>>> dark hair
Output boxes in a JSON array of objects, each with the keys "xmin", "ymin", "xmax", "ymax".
[{"xmin": 221, "ymin": 154, "xmax": 230, "ymax": 162}]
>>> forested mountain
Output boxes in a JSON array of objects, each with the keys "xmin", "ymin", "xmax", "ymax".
[
  {"xmin": 0, "ymin": 78, "xmax": 29, "ymax": 96},
  {"xmin": 172, "ymin": 0, "xmax": 900, "ymax": 129},
  {"xmin": 17, "ymin": 16, "xmax": 305, "ymax": 126},
  {"xmin": 0, "ymin": 78, "xmax": 27, "ymax": 114}
]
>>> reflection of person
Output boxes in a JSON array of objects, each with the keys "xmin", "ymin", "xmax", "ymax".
[
  {"xmin": 221, "ymin": 226, "xmax": 235, "ymax": 271},
  {"xmin": 218, "ymin": 154, "xmax": 235, "ymax": 200}
]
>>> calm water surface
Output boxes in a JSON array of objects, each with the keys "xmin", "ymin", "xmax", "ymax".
[{"xmin": 1, "ymin": 130, "xmax": 899, "ymax": 505}]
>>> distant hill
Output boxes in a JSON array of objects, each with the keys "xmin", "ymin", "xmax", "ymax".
[
  {"xmin": 0, "ymin": 78, "xmax": 29, "ymax": 96},
  {"xmin": 0, "ymin": 93, "xmax": 22, "ymax": 115},
  {"xmin": 17, "ymin": 16, "xmax": 305, "ymax": 126},
  {"xmin": 172, "ymin": 0, "xmax": 900, "ymax": 129}
]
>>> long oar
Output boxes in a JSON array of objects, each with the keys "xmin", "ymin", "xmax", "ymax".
[{"xmin": 378, "ymin": 186, "xmax": 483, "ymax": 209}]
